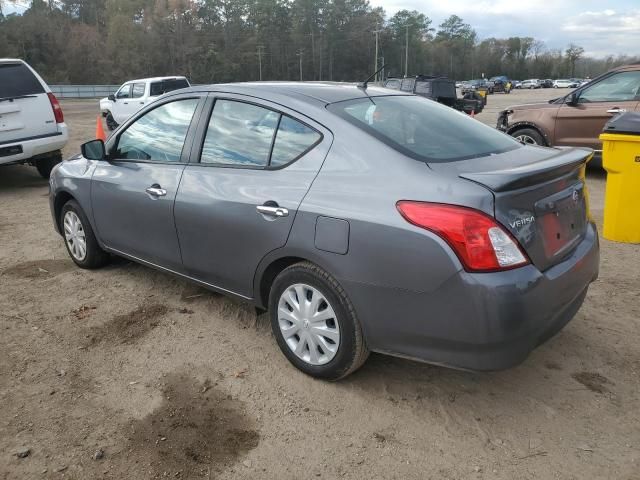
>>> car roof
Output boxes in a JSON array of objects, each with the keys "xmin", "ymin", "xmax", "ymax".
[
  {"xmin": 124, "ymin": 76, "xmax": 188, "ymax": 83},
  {"xmin": 178, "ymin": 82, "xmax": 407, "ymax": 106},
  {"xmin": 0, "ymin": 58, "xmax": 26, "ymax": 64}
]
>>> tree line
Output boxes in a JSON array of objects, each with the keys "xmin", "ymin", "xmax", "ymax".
[{"xmin": 1, "ymin": 0, "xmax": 638, "ymax": 85}]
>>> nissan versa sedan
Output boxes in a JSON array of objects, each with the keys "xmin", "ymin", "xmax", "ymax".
[{"xmin": 49, "ymin": 83, "xmax": 599, "ymax": 380}]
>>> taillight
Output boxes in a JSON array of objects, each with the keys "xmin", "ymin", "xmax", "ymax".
[
  {"xmin": 396, "ymin": 201, "xmax": 529, "ymax": 272},
  {"xmin": 47, "ymin": 92, "xmax": 64, "ymax": 123}
]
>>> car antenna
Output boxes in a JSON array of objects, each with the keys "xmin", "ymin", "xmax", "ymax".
[{"xmin": 358, "ymin": 64, "xmax": 386, "ymax": 90}]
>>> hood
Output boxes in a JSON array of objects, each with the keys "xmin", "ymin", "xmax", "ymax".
[{"xmin": 506, "ymin": 102, "xmax": 559, "ymax": 112}]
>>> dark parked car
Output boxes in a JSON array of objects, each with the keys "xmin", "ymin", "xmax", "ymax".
[
  {"xmin": 50, "ymin": 83, "xmax": 599, "ymax": 380},
  {"xmin": 461, "ymin": 79, "xmax": 492, "ymax": 95},
  {"xmin": 384, "ymin": 75, "xmax": 483, "ymax": 114},
  {"xmin": 541, "ymin": 79, "xmax": 554, "ymax": 88},
  {"xmin": 489, "ymin": 76, "xmax": 512, "ymax": 93}
]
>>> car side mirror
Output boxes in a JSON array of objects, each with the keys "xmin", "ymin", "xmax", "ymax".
[
  {"xmin": 108, "ymin": 94, "xmax": 116, "ymax": 102},
  {"xmin": 566, "ymin": 92, "xmax": 579, "ymax": 106},
  {"xmin": 81, "ymin": 139, "xmax": 106, "ymax": 161}
]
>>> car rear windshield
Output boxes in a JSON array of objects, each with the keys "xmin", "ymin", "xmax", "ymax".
[
  {"xmin": 0, "ymin": 63, "xmax": 45, "ymax": 98},
  {"xmin": 328, "ymin": 95, "xmax": 520, "ymax": 162},
  {"xmin": 150, "ymin": 78, "xmax": 190, "ymax": 97}
]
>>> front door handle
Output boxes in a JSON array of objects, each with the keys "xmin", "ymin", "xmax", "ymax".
[
  {"xmin": 145, "ymin": 185, "xmax": 167, "ymax": 197},
  {"xmin": 256, "ymin": 205, "xmax": 289, "ymax": 217},
  {"xmin": 607, "ymin": 108, "xmax": 627, "ymax": 114}
]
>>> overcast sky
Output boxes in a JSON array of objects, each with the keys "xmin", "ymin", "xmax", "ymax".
[{"xmin": 372, "ymin": 0, "xmax": 640, "ymax": 57}]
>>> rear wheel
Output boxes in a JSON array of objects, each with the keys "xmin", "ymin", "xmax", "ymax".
[
  {"xmin": 512, "ymin": 128, "xmax": 546, "ymax": 146},
  {"xmin": 60, "ymin": 200, "xmax": 110, "ymax": 269},
  {"xmin": 269, "ymin": 262, "xmax": 369, "ymax": 380},
  {"xmin": 105, "ymin": 112, "xmax": 118, "ymax": 131},
  {"xmin": 35, "ymin": 154, "xmax": 61, "ymax": 179}
]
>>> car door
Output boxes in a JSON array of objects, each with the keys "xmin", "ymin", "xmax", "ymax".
[
  {"xmin": 91, "ymin": 94, "xmax": 204, "ymax": 271},
  {"xmin": 554, "ymin": 70, "xmax": 640, "ymax": 150},
  {"xmin": 111, "ymin": 83, "xmax": 133, "ymax": 124},
  {"xmin": 174, "ymin": 94, "xmax": 332, "ymax": 298}
]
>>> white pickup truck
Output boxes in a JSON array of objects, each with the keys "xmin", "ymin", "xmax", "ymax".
[
  {"xmin": 100, "ymin": 76, "xmax": 190, "ymax": 130},
  {"xmin": 0, "ymin": 59, "xmax": 68, "ymax": 178}
]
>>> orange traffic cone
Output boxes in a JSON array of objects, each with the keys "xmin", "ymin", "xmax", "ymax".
[{"xmin": 95, "ymin": 115, "xmax": 106, "ymax": 141}]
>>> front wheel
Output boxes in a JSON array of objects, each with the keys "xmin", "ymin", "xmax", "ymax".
[
  {"xmin": 512, "ymin": 128, "xmax": 546, "ymax": 146},
  {"xmin": 269, "ymin": 262, "xmax": 369, "ymax": 380},
  {"xmin": 60, "ymin": 200, "xmax": 110, "ymax": 269},
  {"xmin": 105, "ymin": 112, "xmax": 118, "ymax": 131}
]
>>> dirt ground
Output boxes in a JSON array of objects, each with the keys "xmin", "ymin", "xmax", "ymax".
[{"xmin": 1, "ymin": 90, "xmax": 639, "ymax": 480}]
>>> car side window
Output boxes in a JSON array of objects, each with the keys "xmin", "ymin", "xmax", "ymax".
[
  {"xmin": 270, "ymin": 116, "xmax": 322, "ymax": 167},
  {"xmin": 579, "ymin": 71, "xmax": 640, "ymax": 103},
  {"xmin": 131, "ymin": 83, "xmax": 145, "ymax": 98},
  {"xmin": 113, "ymin": 98, "xmax": 198, "ymax": 162},
  {"xmin": 384, "ymin": 80, "xmax": 401, "ymax": 90},
  {"xmin": 201, "ymin": 100, "xmax": 278, "ymax": 167},
  {"xmin": 116, "ymin": 84, "xmax": 132, "ymax": 99}
]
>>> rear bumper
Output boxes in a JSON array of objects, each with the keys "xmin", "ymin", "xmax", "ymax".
[
  {"xmin": 0, "ymin": 125, "xmax": 68, "ymax": 165},
  {"xmin": 343, "ymin": 222, "xmax": 600, "ymax": 371}
]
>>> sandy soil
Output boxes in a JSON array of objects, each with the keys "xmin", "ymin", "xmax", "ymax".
[{"xmin": 1, "ymin": 91, "xmax": 639, "ymax": 479}]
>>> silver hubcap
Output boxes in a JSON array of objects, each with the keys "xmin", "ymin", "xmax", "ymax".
[
  {"xmin": 63, "ymin": 211, "xmax": 87, "ymax": 261},
  {"xmin": 515, "ymin": 134, "xmax": 539, "ymax": 145},
  {"xmin": 278, "ymin": 283, "xmax": 340, "ymax": 366}
]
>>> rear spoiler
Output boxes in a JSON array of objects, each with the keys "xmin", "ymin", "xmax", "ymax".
[{"xmin": 459, "ymin": 147, "xmax": 593, "ymax": 192}]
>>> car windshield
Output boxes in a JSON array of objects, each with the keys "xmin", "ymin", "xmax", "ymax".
[{"xmin": 328, "ymin": 95, "xmax": 520, "ymax": 163}]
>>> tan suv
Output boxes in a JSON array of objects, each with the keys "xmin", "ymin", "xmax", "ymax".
[{"xmin": 497, "ymin": 64, "xmax": 640, "ymax": 164}]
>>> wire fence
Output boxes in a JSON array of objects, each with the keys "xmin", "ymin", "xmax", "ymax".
[{"xmin": 49, "ymin": 85, "xmax": 120, "ymax": 98}]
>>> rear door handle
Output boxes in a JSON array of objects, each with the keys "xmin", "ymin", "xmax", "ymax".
[
  {"xmin": 256, "ymin": 205, "xmax": 289, "ymax": 217},
  {"xmin": 145, "ymin": 185, "xmax": 167, "ymax": 197},
  {"xmin": 607, "ymin": 108, "xmax": 627, "ymax": 114}
]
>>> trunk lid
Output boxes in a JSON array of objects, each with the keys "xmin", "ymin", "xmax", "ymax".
[
  {"xmin": 429, "ymin": 145, "xmax": 593, "ymax": 272},
  {"xmin": 0, "ymin": 61, "xmax": 58, "ymax": 144}
]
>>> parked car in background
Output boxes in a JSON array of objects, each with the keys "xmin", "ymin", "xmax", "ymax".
[
  {"xmin": 50, "ymin": 82, "xmax": 599, "ymax": 379},
  {"xmin": 100, "ymin": 76, "xmax": 190, "ymax": 130},
  {"xmin": 384, "ymin": 75, "xmax": 484, "ymax": 114},
  {"xmin": 489, "ymin": 76, "xmax": 512, "ymax": 93},
  {"xmin": 553, "ymin": 79, "xmax": 575, "ymax": 88},
  {"xmin": 498, "ymin": 63, "xmax": 640, "ymax": 166},
  {"xmin": 461, "ymin": 79, "xmax": 492, "ymax": 95},
  {"xmin": 541, "ymin": 79, "xmax": 554, "ymax": 88},
  {"xmin": 0, "ymin": 58, "xmax": 68, "ymax": 178},
  {"xmin": 570, "ymin": 79, "xmax": 582, "ymax": 88},
  {"xmin": 521, "ymin": 79, "xmax": 542, "ymax": 89},
  {"xmin": 512, "ymin": 80, "xmax": 522, "ymax": 89}
]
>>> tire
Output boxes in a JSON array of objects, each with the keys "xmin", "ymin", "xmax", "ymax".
[
  {"xmin": 60, "ymin": 200, "xmax": 110, "ymax": 269},
  {"xmin": 35, "ymin": 154, "xmax": 61, "ymax": 179},
  {"xmin": 105, "ymin": 112, "xmax": 118, "ymax": 131},
  {"xmin": 269, "ymin": 262, "xmax": 369, "ymax": 380},
  {"xmin": 511, "ymin": 127, "xmax": 546, "ymax": 146}
]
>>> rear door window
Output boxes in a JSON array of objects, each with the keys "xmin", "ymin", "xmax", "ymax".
[
  {"xmin": 150, "ymin": 79, "xmax": 190, "ymax": 97},
  {"xmin": 201, "ymin": 100, "xmax": 278, "ymax": 167},
  {"xmin": 400, "ymin": 78, "xmax": 415, "ymax": 92},
  {"xmin": 270, "ymin": 116, "xmax": 322, "ymax": 167},
  {"xmin": 0, "ymin": 63, "xmax": 45, "ymax": 98}
]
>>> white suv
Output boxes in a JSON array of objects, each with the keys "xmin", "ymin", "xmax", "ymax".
[
  {"xmin": 100, "ymin": 76, "xmax": 190, "ymax": 130},
  {"xmin": 0, "ymin": 59, "xmax": 68, "ymax": 178}
]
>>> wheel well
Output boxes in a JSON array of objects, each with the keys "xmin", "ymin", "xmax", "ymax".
[
  {"xmin": 258, "ymin": 256, "xmax": 306, "ymax": 308},
  {"xmin": 508, "ymin": 124, "xmax": 549, "ymax": 146},
  {"xmin": 53, "ymin": 191, "xmax": 75, "ymax": 233}
]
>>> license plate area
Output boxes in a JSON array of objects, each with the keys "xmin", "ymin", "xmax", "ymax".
[{"xmin": 535, "ymin": 185, "xmax": 587, "ymax": 258}]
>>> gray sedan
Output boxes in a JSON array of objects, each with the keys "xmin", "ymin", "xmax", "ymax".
[{"xmin": 49, "ymin": 83, "xmax": 599, "ymax": 380}]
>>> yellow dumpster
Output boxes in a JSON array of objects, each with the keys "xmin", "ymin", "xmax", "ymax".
[
  {"xmin": 599, "ymin": 112, "xmax": 640, "ymax": 243},
  {"xmin": 476, "ymin": 86, "xmax": 488, "ymax": 106}
]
